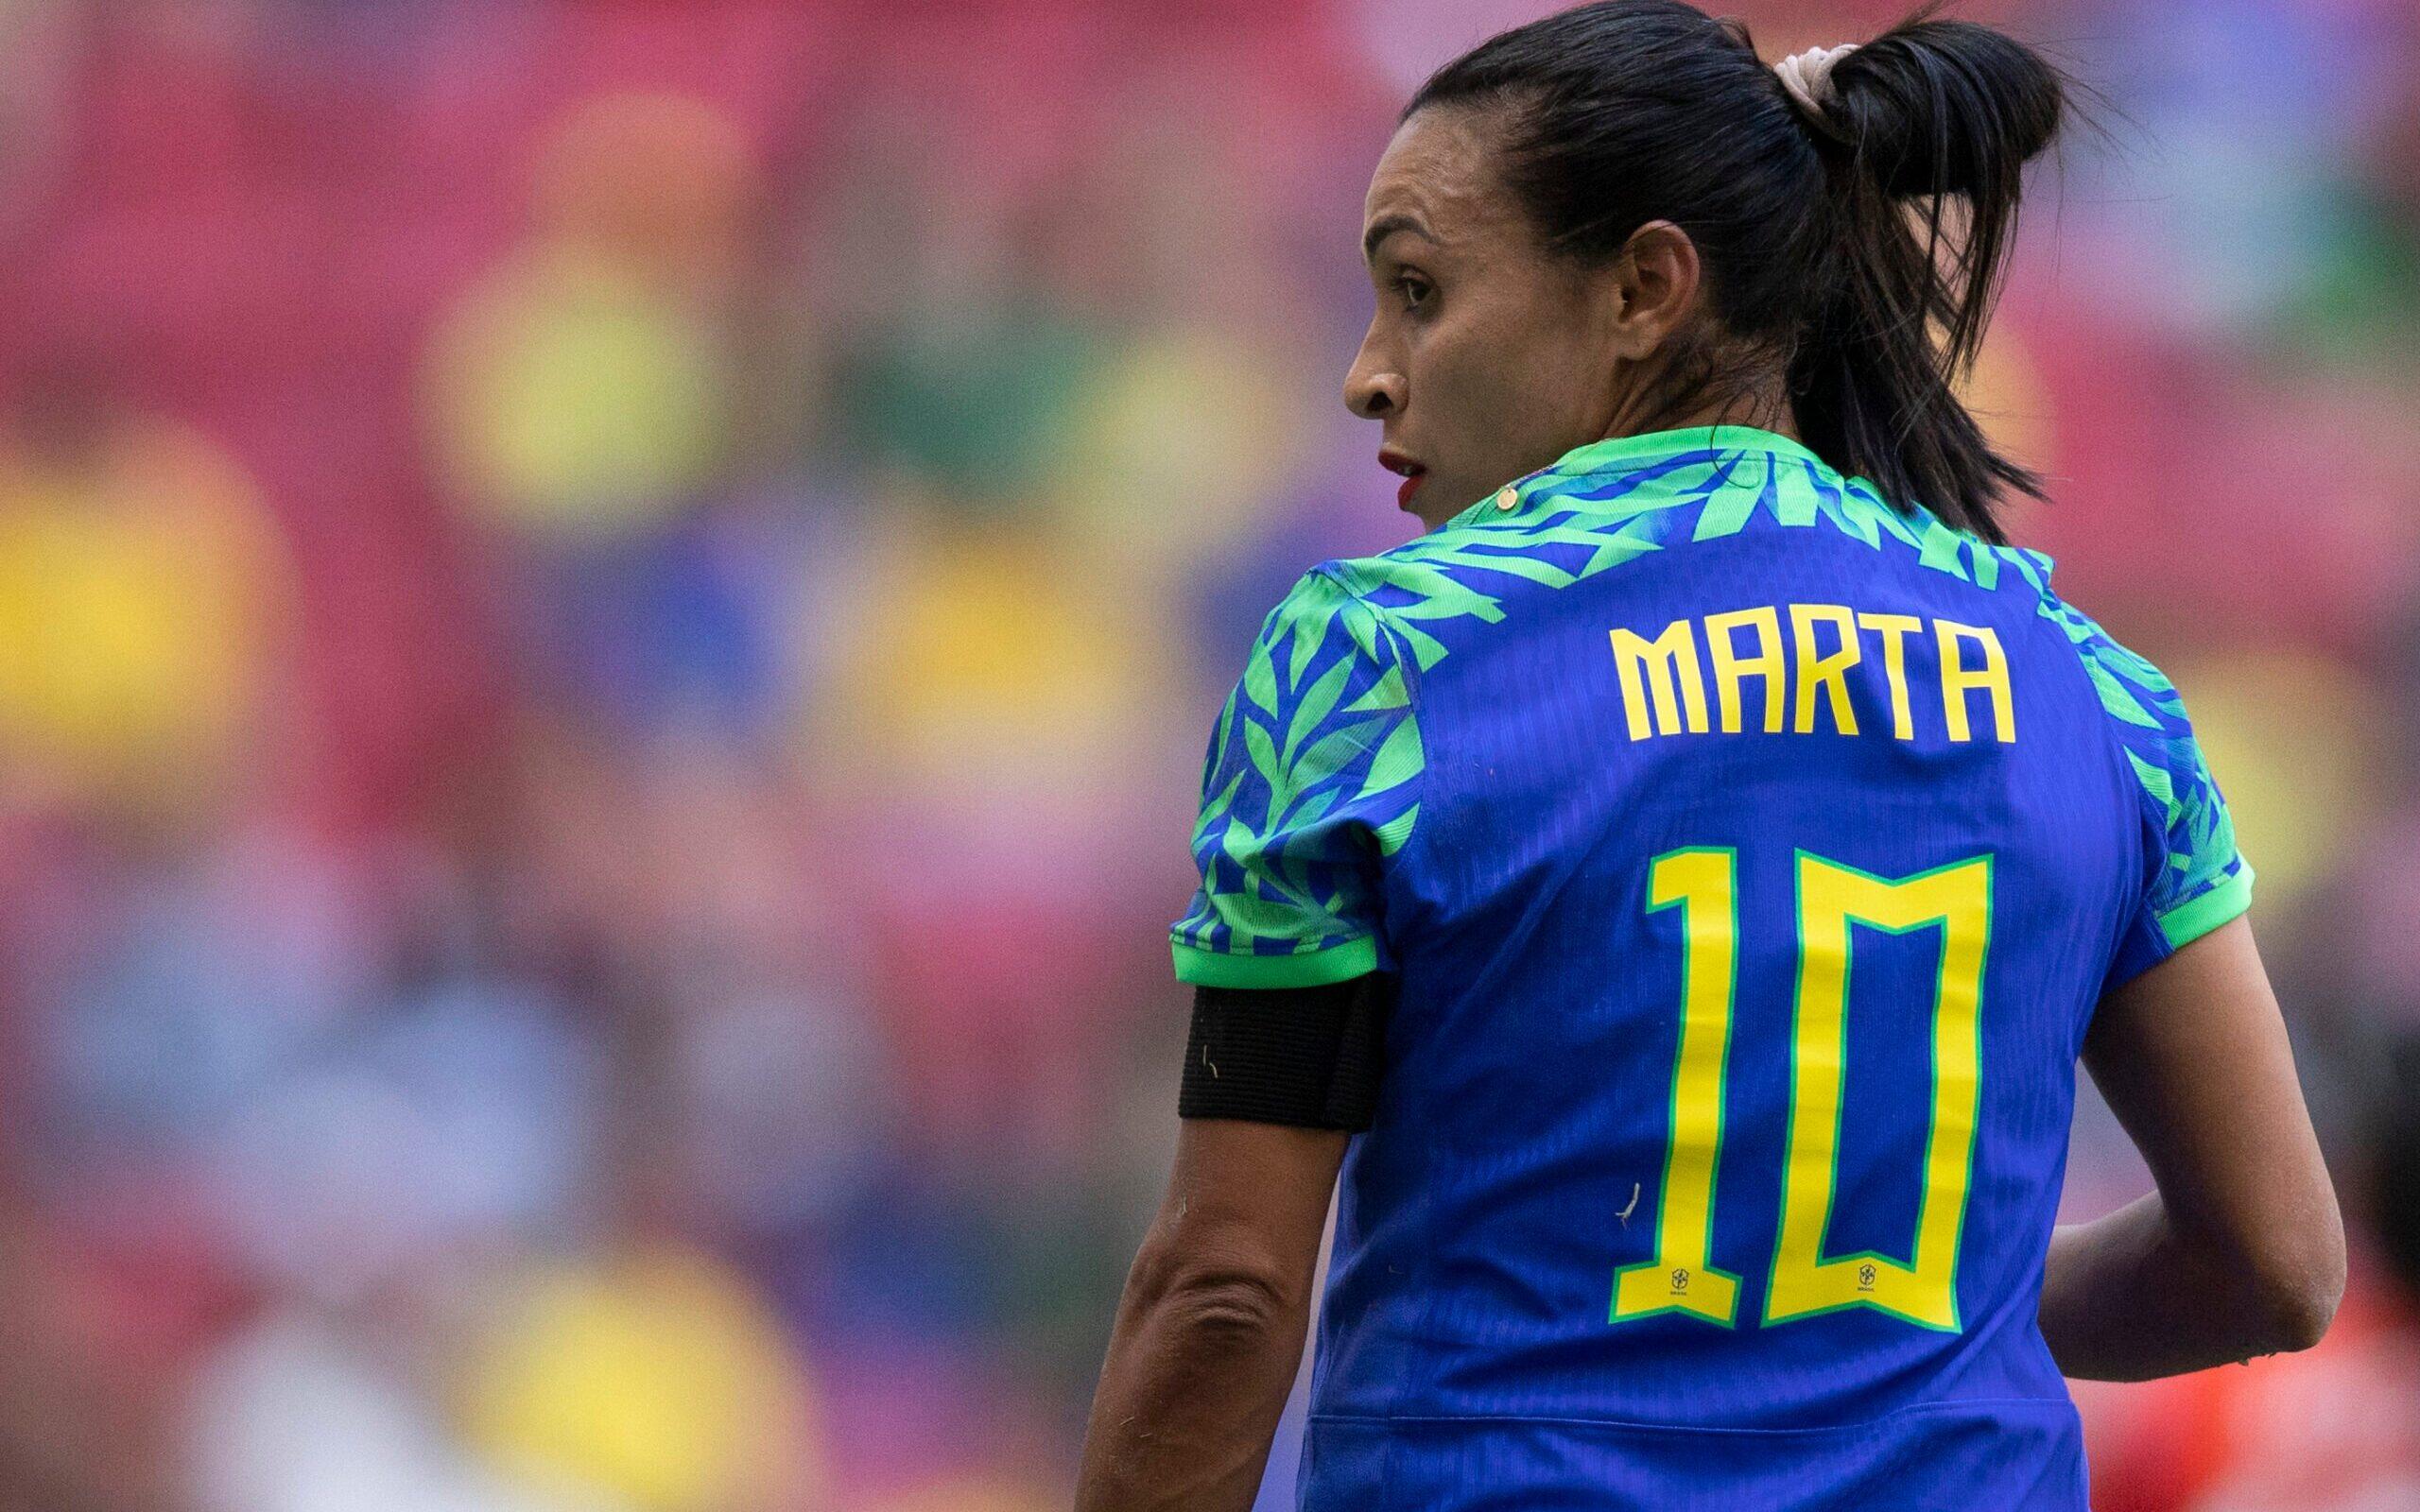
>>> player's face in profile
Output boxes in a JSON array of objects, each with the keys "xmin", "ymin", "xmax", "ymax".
[{"xmin": 1346, "ymin": 106, "xmax": 1629, "ymax": 531}]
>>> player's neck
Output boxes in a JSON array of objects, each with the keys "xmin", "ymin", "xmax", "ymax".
[{"xmin": 1604, "ymin": 381, "xmax": 1800, "ymax": 448}]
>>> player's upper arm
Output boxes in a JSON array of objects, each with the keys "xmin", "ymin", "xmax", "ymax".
[
  {"xmin": 2082, "ymin": 916, "xmax": 2342, "ymax": 1338},
  {"xmin": 1168, "ymin": 566, "xmax": 1421, "ymax": 991},
  {"xmin": 2074, "ymin": 618, "xmax": 2336, "ymax": 1327},
  {"xmin": 1125, "ymin": 1116, "xmax": 1349, "ymax": 1326}
]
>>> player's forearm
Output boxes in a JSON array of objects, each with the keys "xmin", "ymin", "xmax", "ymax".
[
  {"xmin": 1074, "ymin": 1253, "xmax": 1308, "ymax": 1512},
  {"xmin": 2039, "ymin": 1192, "xmax": 2338, "ymax": 1381}
]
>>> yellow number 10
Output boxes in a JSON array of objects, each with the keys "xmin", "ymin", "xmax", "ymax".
[{"xmin": 1611, "ymin": 849, "xmax": 1991, "ymax": 1333}]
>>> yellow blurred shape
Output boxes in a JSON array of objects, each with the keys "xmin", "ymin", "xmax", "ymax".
[
  {"xmin": 457, "ymin": 1244, "xmax": 820, "ymax": 1512},
  {"xmin": 1953, "ymin": 323, "xmax": 2054, "ymax": 479},
  {"xmin": 2169, "ymin": 651, "xmax": 2377, "ymax": 915},
  {"xmin": 1051, "ymin": 328, "xmax": 1306, "ymax": 567},
  {"xmin": 1951, "ymin": 323, "xmax": 2054, "ymax": 539},
  {"xmin": 426, "ymin": 244, "xmax": 727, "ymax": 537},
  {"xmin": 0, "ymin": 418, "xmax": 285, "ymax": 813},
  {"xmin": 818, "ymin": 521, "xmax": 1168, "ymax": 797}
]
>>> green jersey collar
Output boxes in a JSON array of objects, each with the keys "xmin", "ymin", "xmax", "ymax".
[
  {"xmin": 1550, "ymin": 424, "xmax": 1825, "ymax": 477},
  {"xmin": 1443, "ymin": 425, "xmax": 1830, "ymax": 530}
]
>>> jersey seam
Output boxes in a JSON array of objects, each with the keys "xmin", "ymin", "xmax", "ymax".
[
  {"xmin": 1169, "ymin": 932, "xmax": 1378, "ymax": 988},
  {"xmin": 1305, "ymin": 1395, "xmax": 2080, "ymax": 1435}
]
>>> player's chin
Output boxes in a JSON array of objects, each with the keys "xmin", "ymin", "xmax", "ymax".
[{"xmin": 1413, "ymin": 470, "xmax": 1476, "ymax": 517}]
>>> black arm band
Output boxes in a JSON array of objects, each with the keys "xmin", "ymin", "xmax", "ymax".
[{"xmin": 1177, "ymin": 973, "xmax": 1394, "ymax": 1131}]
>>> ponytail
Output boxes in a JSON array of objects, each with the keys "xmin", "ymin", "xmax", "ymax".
[{"xmin": 1793, "ymin": 9, "xmax": 2066, "ymax": 542}]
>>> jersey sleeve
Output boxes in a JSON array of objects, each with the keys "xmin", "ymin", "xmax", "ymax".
[
  {"xmin": 2083, "ymin": 626, "xmax": 2256, "ymax": 988},
  {"xmin": 1168, "ymin": 565, "xmax": 1423, "ymax": 988}
]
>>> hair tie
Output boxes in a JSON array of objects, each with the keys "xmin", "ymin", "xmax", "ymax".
[{"xmin": 1774, "ymin": 43, "xmax": 1859, "ymax": 140}]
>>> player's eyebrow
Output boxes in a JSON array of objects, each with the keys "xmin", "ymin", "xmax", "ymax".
[{"xmin": 1363, "ymin": 214, "xmax": 1440, "ymax": 266}]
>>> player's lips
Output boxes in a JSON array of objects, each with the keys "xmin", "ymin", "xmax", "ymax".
[{"xmin": 1380, "ymin": 449, "xmax": 1426, "ymax": 509}]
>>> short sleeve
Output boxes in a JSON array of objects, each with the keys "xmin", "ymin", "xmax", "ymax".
[
  {"xmin": 1168, "ymin": 566, "xmax": 1423, "ymax": 988},
  {"xmin": 2086, "ymin": 628, "xmax": 2256, "ymax": 988}
]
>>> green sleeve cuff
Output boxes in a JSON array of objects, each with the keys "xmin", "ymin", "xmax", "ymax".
[
  {"xmin": 2156, "ymin": 862, "xmax": 2255, "ymax": 952},
  {"xmin": 1170, "ymin": 935, "xmax": 1379, "ymax": 988}
]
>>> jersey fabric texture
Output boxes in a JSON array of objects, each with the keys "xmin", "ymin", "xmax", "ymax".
[{"xmin": 1167, "ymin": 425, "xmax": 2252, "ymax": 1511}]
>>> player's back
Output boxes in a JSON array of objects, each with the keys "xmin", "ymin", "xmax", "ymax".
[{"xmin": 1171, "ymin": 427, "xmax": 2250, "ymax": 1510}]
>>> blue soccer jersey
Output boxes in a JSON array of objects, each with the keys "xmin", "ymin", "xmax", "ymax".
[{"xmin": 1169, "ymin": 426, "xmax": 2252, "ymax": 1511}]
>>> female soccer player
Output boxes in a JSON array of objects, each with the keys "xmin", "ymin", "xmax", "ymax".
[{"xmin": 1076, "ymin": 4, "xmax": 2344, "ymax": 1508}]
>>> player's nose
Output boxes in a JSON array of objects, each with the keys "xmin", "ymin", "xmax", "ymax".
[{"xmin": 1344, "ymin": 336, "xmax": 1404, "ymax": 419}]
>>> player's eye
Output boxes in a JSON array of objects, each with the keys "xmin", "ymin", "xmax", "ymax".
[{"xmin": 1394, "ymin": 274, "xmax": 1433, "ymax": 312}]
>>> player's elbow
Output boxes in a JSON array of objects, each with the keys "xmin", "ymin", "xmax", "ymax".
[
  {"xmin": 2243, "ymin": 1227, "xmax": 2345, "ymax": 1356},
  {"xmin": 1160, "ymin": 1269, "xmax": 1296, "ymax": 1346},
  {"xmin": 2221, "ymin": 1190, "xmax": 2346, "ymax": 1357},
  {"xmin": 1130, "ymin": 1238, "xmax": 1303, "ymax": 1349}
]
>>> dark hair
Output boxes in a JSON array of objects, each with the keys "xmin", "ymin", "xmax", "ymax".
[{"xmin": 1406, "ymin": 0, "xmax": 2065, "ymax": 542}]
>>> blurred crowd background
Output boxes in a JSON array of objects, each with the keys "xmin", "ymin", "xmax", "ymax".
[{"xmin": 0, "ymin": 0, "xmax": 2413, "ymax": 1508}]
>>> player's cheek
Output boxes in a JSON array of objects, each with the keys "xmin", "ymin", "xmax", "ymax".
[
  {"xmin": 1484, "ymin": 306, "xmax": 1573, "ymax": 438},
  {"xmin": 1441, "ymin": 332, "xmax": 1518, "ymax": 473}
]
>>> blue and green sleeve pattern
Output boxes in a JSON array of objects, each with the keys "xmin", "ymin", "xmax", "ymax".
[
  {"xmin": 1170, "ymin": 566, "xmax": 1423, "ymax": 988},
  {"xmin": 2050, "ymin": 607, "xmax": 2254, "ymax": 977}
]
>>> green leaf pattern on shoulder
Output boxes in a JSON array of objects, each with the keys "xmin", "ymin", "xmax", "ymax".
[
  {"xmin": 1997, "ymin": 552, "xmax": 2248, "ymax": 930},
  {"xmin": 1171, "ymin": 567, "xmax": 1422, "ymax": 962}
]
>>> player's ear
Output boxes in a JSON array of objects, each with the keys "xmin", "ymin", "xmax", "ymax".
[{"xmin": 1604, "ymin": 220, "xmax": 1703, "ymax": 361}]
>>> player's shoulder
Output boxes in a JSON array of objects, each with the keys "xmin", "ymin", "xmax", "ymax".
[
  {"xmin": 2008, "ymin": 562, "xmax": 2201, "ymax": 751},
  {"xmin": 2017, "ymin": 568, "xmax": 2249, "ymax": 922},
  {"xmin": 1301, "ymin": 484, "xmax": 1682, "ymax": 667},
  {"xmin": 1247, "ymin": 559, "xmax": 1403, "ymax": 676}
]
